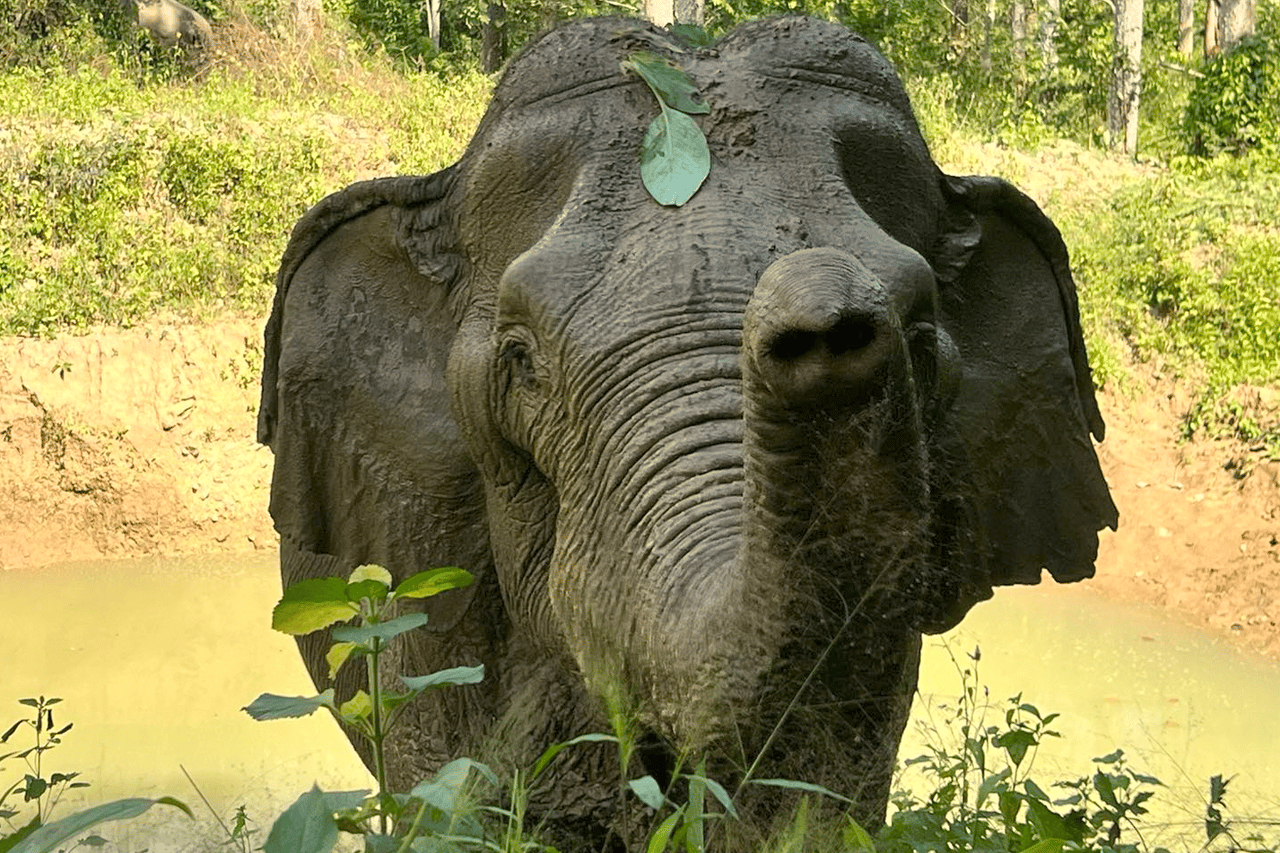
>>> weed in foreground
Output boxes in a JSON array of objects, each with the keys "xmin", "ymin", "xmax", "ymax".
[{"xmin": 0, "ymin": 697, "xmax": 190, "ymax": 853}]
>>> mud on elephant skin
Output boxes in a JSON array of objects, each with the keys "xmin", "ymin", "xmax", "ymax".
[{"xmin": 258, "ymin": 15, "xmax": 1117, "ymax": 847}]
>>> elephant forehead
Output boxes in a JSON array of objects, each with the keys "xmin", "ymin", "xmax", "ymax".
[{"xmin": 489, "ymin": 15, "xmax": 912, "ymax": 119}]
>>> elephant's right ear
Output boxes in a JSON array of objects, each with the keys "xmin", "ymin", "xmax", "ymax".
[{"xmin": 258, "ymin": 170, "xmax": 493, "ymax": 632}]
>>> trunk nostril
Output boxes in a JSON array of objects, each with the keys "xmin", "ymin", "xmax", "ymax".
[
  {"xmin": 826, "ymin": 315, "xmax": 878, "ymax": 355},
  {"xmin": 767, "ymin": 329, "xmax": 819, "ymax": 361}
]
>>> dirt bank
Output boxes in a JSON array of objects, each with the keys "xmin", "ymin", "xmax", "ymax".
[{"xmin": 1, "ymin": 318, "xmax": 1277, "ymax": 660}]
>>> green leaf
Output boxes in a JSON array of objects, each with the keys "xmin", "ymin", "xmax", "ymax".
[
  {"xmin": 262, "ymin": 787, "xmax": 367, "ymax": 853},
  {"xmin": 391, "ymin": 568, "xmax": 473, "ymax": 600},
  {"xmin": 841, "ymin": 815, "xmax": 875, "ymax": 851},
  {"xmin": 682, "ymin": 774, "xmax": 737, "ymax": 820},
  {"xmin": 1017, "ymin": 841, "xmax": 1067, "ymax": 853},
  {"xmin": 409, "ymin": 758, "xmax": 496, "ymax": 814},
  {"xmin": 685, "ymin": 771, "xmax": 706, "ymax": 852},
  {"xmin": 1026, "ymin": 797, "xmax": 1074, "ymax": 842},
  {"xmin": 629, "ymin": 776, "xmax": 666, "ymax": 811},
  {"xmin": 621, "ymin": 53, "xmax": 709, "ymax": 114},
  {"xmin": 668, "ymin": 23, "xmax": 714, "ymax": 48},
  {"xmin": 747, "ymin": 779, "xmax": 852, "ymax": 804},
  {"xmin": 996, "ymin": 730, "xmax": 1037, "ymax": 766},
  {"xmin": 9, "ymin": 797, "xmax": 192, "ymax": 853},
  {"xmin": 325, "ymin": 642, "xmax": 358, "ymax": 679},
  {"xmin": 337, "ymin": 690, "xmax": 372, "ymax": 724},
  {"xmin": 272, "ymin": 579, "xmax": 358, "ymax": 635},
  {"xmin": 639, "ymin": 107, "xmax": 710, "ymax": 207},
  {"xmin": 332, "ymin": 612, "xmax": 430, "ymax": 645},
  {"xmin": 349, "ymin": 564, "xmax": 393, "ymax": 586},
  {"xmin": 1094, "ymin": 749, "xmax": 1124, "ymax": 764},
  {"xmin": 1209, "ymin": 774, "xmax": 1230, "ymax": 803},
  {"xmin": 529, "ymin": 733, "xmax": 617, "ymax": 782},
  {"xmin": 645, "ymin": 811, "xmax": 682, "ymax": 853},
  {"xmin": 400, "ymin": 665, "xmax": 485, "ymax": 692},
  {"xmin": 977, "ymin": 768, "xmax": 1012, "ymax": 803},
  {"xmin": 242, "ymin": 690, "xmax": 336, "ymax": 721}
]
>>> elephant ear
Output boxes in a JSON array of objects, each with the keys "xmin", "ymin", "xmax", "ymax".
[
  {"xmin": 258, "ymin": 171, "xmax": 494, "ymax": 636},
  {"xmin": 930, "ymin": 174, "xmax": 1118, "ymax": 621}
]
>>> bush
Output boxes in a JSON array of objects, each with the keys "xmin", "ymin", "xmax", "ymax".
[{"xmin": 1183, "ymin": 34, "xmax": 1280, "ymax": 156}]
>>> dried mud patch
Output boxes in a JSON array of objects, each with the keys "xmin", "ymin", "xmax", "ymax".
[{"xmin": 0, "ymin": 318, "xmax": 275, "ymax": 568}]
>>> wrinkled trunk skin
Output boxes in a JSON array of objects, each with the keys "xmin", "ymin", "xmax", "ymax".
[{"xmin": 732, "ymin": 249, "xmax": 930, "ymax": 825}]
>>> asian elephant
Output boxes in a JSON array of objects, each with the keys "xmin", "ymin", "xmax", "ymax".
[
  {"xmin": 257, "ymin": 15, "xmax": 1118, "ymax": 848},
  {"xmin": 122, "ymin": 0, "xmax": 213, "ymax": 54}
]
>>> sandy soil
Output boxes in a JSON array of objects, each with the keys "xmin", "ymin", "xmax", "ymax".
[{"xmin": 1, "ymin": 317, "xmax": 1276, "ymax": 661}]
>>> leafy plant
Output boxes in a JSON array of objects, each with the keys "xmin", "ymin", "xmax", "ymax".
[
  {"xmin": 621, "ymin": 51, "xmax": 710, "ymax": 207},
  {"xmin": 1183, "ymin": 34, "xmax": 1280, "ymax": 156},
  {"xmin": 1, "ymin": 697, "xmax": 87, "ymax": 834},
  {"xmin": 244, "ymin": 563, "xmax": 500, "ymax": 851},
  {"xmin": 0, "ymin": 697, "xmax": 191, "ymax": 853},
  {"xmin": 879, "ymin": 645, "xmax": 1169, "ymax": 853}
]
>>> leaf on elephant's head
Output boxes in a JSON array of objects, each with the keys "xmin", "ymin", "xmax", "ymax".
[
  {"xmin": 639, "ymin": 108, "xmax": 710, "ymax": 207},
  {"xmin": 668, "ymin": 23, "xmax": 714, "ymax": 48},
  {"xmin": 621, "ymin": 52, "xmax": 709, "ymax": 115},
  {"xmin": 621, "ymin": 52, "xmax": 712, "ymax": 207}
]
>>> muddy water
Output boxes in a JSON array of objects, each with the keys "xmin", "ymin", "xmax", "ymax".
[
  {"xmin": 3, "ymin": 555, "xmax": 1278, "ymax": 850},
  {"xmin": 908, "ymin": 585, "xmax": 1280, "ymax": 846}
]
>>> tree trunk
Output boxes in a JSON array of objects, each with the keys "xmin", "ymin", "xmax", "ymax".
[
  {"xmin": 1039, "ymin": 0, "xmax": 1060, "ymax": 75},
  {"xmin": 1177, "ymin": 0, "xmax": 1196, "ymax": 55},
  {"xmin": 980, "ymin": 0, "xmax": 995, "ymax": 73},
  {"xmin": 642, "ymin": 0, "xmax": 702, "ymax": 26},
  {"xmin": 1108, "ymin": 0, "xmax": 1144, "ymax": 155},
  {"xmin": 643, "ymin": 0, "xmax": 672, "ymax": 25},
  {"xmin": 950, "ymin": 0, "xmax": 969, "ymax": 56},
  {"xmin": 1010, "ymin": 0, "xmax": 1028, "ymax": 65},
  {"xmin": 481, "ymin": 1, "xmax": 506, "ymax": 73},
  {"xmin": 1204, "ymin": 0, "xmax": 1220, "ymax": 56},
  {"xmin": 423, "ymin": 0, "xmax": 441, "ymax": 50},
  {"xmin": 1217, "ymin": 0, "xmax": 1256, "ymax": 51},
  {"xmin": 288, "ymin": 0, "xmax": 322, "ymax": 41}
]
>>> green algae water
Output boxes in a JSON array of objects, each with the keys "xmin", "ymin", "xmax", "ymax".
[{"xmin": 3, "ymin": 554, "xmax": 1278, "ymax": 849}]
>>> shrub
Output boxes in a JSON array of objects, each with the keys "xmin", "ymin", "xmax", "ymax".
[{"xmin": 1183, "ymin": 34, "xmax": 1280, "ymax": 156}]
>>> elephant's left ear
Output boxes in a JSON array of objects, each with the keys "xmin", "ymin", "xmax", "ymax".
[{"xmin": 931, "ymin": 174, "xmax": 1118, "ymax": 607}]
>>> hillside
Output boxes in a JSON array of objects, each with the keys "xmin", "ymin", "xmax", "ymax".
[{"xmin": 1, "ymin": 30, "xmax": 1277, "ymax": 662}]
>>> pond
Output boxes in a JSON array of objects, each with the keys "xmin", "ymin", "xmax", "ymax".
[{"xmin": 3, "ymin": 554, "xmax": 1278, "ymax": 850}]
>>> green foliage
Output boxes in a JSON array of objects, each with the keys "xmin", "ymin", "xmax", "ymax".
[
  {"xmin": 1183, "ymin": 34, "xmax": 1280, "ymax": 156},
  {"xmin": 622, "ymin": 51, "xmax": 711, "ymax": 206},
  {"xmin": 1060, "ymin": 152, "xmax": 1280, "ymax": 452},
  {"xmin": 0, "ymin": 57, "xmax": 489, "ymax": 335},
  {"xmin": 246, "ymin": 563, "xmax": 505, "ymax": 851}
]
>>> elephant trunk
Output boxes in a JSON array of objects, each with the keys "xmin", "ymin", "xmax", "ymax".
[{"xmin": 727, "ymin": 247, "xmax": 930, "ymax": 826}]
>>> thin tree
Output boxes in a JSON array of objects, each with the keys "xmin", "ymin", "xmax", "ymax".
[
  {"xmin": 1205, "ymin": 0, "xmax": 1220, "ymax": 55},
  {"xmin": 642, "ymin": 0, "xmax": 704, "ymax": 26},
  {"xmin": 423, "ymin": 0, "xmax": 441, "ymax": 50},
  {"xmin": 1039, "ymin": 0, "xmax": 1061, "ymax": 75},
  {"xmin": 1178, "ymin": 0, "xmax": 1196, "ymax": 54},
  {"xmin": 482, "ymin": 1, "xmax": 505, "ymax": 71},
  {"xmin": 288, "ymin": 0, "xmax": 322, "ymax": 41},
  {"xmin": 1108, "ymin": 0, "xmax": 1144, "ymax": 155}
]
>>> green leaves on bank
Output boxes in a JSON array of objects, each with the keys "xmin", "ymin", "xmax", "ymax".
[{"xmin": 621, "ymin": 52, "xmax": 711, "ymax": 207}]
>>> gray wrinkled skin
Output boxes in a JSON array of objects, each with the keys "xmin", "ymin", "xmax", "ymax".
[{"xmin": 258, "ymin": 16, "xmax": 1118, "ymax": 849}]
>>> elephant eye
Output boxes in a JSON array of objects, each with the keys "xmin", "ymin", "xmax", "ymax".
[{"xmin": 499, "ymin": 335, "xmax": 537, "ymax": 390}]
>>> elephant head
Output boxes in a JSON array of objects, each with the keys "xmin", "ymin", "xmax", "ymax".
[{"xmin": 258, "ymin": 15, "xmax": 1117, "ymax": 846}]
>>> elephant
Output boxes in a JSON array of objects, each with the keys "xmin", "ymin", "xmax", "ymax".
[
  {"xmin": 257, "ymin": 15, "xmax": 1118, "ymax": 849},
  {"xmin": 122, "ymin": 0, "xmax": 213, "ymax": 54}
]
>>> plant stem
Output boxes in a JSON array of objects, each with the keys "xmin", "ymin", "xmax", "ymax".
[{"xmin": 367, "ymin": 635, "xmax": 389, "ymax": 835}]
